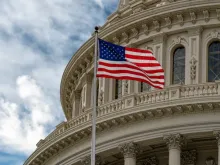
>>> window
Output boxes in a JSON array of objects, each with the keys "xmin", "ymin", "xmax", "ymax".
[
  {"xmin": 208, "ymin": 41, "xmax": 220, "ymax": 82},
  {"xmin": 140, "ymin": 82, "xmax": 151, "ymax": 92},
  {"xmin": 115, "ymin": 80, "xmax": 122, "ymax": 99},
  {"xmin": 172, "ymin": 47, "xmax": 185, "ymax": 84}
]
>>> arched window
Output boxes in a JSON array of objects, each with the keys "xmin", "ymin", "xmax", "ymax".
[
  {"xmin": 140, "ymin": 82, "xmax": 151, "ymax": 92},
  {"xmin": 172, "ymin": 47, "xmax": 185, "ymax": 84},
  {"xmin": 115, "ymin": 80, "xmax": 122, "ymax": 99},
  {"xmin": 208, "ymin": 41, "xmax": 220, "ymax": 82}
]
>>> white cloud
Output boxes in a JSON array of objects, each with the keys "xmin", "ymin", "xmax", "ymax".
[
  {"xmin": 94, "ymin": 0, "xmax": 104, "ymax": 8},
  {"xmin": 0, "ymin": 76, "xmax": 55, "ymax": 154},
  {"xmin": 0, "ymin": 0, "xmax": 118, "ymax": 163}
]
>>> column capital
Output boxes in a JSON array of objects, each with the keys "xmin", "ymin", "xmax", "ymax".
[
  {"xmin": 213, "ymin": 131, "xmax": 220, "ymax": 146},
  {"xmin": 187, "ymin": 26, "xmax": 203, "ymax": 36},
  {"xmin": 81, "ymin": 155, "xmax": 102, "ymax": 165},
  {"xmin": 153, "ymin": 33, "xmax": 167, "ymax": 44},
  {"xmin": 118, "ymin": 142, "xmax": 140, "ymax": 158},
  {"xmin": 163, "ymin": 134, "xmax": 185, "ymax": 150}
]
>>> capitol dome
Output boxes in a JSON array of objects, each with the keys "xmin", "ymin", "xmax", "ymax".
[{"xmin": 24, "ymin": 0, "xmax": 220, "ymax": 165}]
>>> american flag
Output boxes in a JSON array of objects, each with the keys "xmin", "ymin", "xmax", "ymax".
[{"xmin": 97, "ymin": 39, "xmax": 165, "ymax": 89}]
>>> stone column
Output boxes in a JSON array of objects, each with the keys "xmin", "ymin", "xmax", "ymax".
[
  {"xmin": 72, "ymin": 90, "xmax": 81, "ymax": 118},
  {"xmin": 118, "ymin": 142, "xmax": 140, "ymax": 165},
  {"xmin": 98, "ymin": 78, "xmax": 109, "ymax": 105},
  {"xmin": 163, "ymin": 134, "xmax": 185, "ymax": 165},
  {"xmin": 153, "ymin": 34, "xmax": 167, "ymax": 86},
  {"xmin": 187, "ymin": 27, "xmax": 203, "ymax": 85},
  {"xmin": 81, "ymin": 74, "xmax": 93, "ymax": 110},
  {"xmin": 122, "ymin": 80, "xmax": 135, "ymax": 96},
  {"xmin": 214, "ymin": 131, "xmax": 220, "ymax": 165},
  {"xmin": 108, "ymin": 79, "xmax": 115, "ymax": 101}
]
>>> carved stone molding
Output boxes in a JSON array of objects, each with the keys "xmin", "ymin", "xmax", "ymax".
[
  {"xmin": 113, "ymin": 36, "xmax": 120, "ymax": 44},
  {"xmin": 163, "ymin": 134, "xmax": 185, "ymax": 150},
  {"xmin": 168, "ymin": 36, "xmax": 188, "ymax": 52},
  {"xmin": 206, "ymin": 30, "xmax": 220, "ymax": 40},
  {"xmin": 203, "ymin": 10, "xmax": 210, "ymax": 22},
  {"xmin": 205, "ymin": 156, "xmax": 216, "ymax": 165},
  {"xmin": 177, "ymin": 14, "xmax": 184, "ymax": 26},
  {"xmin": 118, "ymin": 142, "xmax": 140, "ymax": 158},
  {"xmin": 153, "ymin": 34, "xmax": 167, "ymax": 44},
  {"xmin": 142, "ymin": 24, "xmax": 149, "ymax": 35},
  {"xmin": 81, "ymin": 155, "xmax": 102, "ymax": 165},
  {"xmin": 190, "ymin": 57, "xmax": 197, "ymax": 80},
  {"xmin": 153, "ymin": 20, "xmax": 160, "ymax": 32},
  {"xmin": 156, "ymin": 0, "xmax": 175, "ymax": 7},
  {"xmin": 122, "ymin": 32, "xmax": 129, "ymax": 43},
  {"xmin": 188, "ymin": 27, "xmax": 203, "ymax": 36},
  {"xmin": 213, "ymin": 131, "xmax": 220, "ymax": 146},
  {"xmin": 181, "ymin": 150, "xmax": 197, "ymax": 165},
  {"xmin": 131, "ymin": 27, "xmax": 139, "ymax": 39},
  {"xmin": 165, "ymin": 17, "xmax": 172, "ymax": 29},
  {"xmin": 190, "ymin": 12, "xmax": 196, "ymax": 24}
]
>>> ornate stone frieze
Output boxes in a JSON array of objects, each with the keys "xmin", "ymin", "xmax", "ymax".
[
  {"xmin": 188, "ymin": 27, "xmax": 203, "ymax": 36},
  {"xmin": 205, "ymin": 157, "xmax": 216, "ymax": 165},
  {"xmin": 156, "ymin": 0, "xmax": 175, "ymax": 7},
  {"xmin": 206, "ymin": 30, "xmax": 220, "ymax": 40},
  {"xmin": 113, "ymin": 36, "xmax": 120, "ymax": 44},
  {"xmin": 131, "ymin": 27, "xmax": 139, "ymax": 39},
  {"xmin": 181, "ymin": 150, "xmax": 197, "ymax": 165},
  {"xmin": 153, "ymin": 20, "xmax": 160, "ymax": 32},
  {"xmin": 122, "ymin": 32, "xmax": 129, "ymax": 43},
  {"xmin": 165, "ymin": 17, "xmax": 172, "ymax": 29},
  {"xmin": 163, "ymin": 134, "xmax": 185, "ymax": 150},
  {"xmin": 177, "ymin": 14, "xmax": 184, "ymax": 26},
  {"xmin": 142, "ymin": 24, "xmax": 149, "ymax": 35},
  {"xmin": 132, "ymin": 4, "xmax": 146, "ymax": 14},
  {"xmin": 118, "ymin": 142, "xmax": 140, "ymax": 158},
  {"xmin": 203, "ymin": 10, "xmax": 210, "ymax": 22},
  {"xmin": 190, "ymin": 57, "xmax": 197, "ymax": 80},
  {"xmin": 190, "ymin": 12, "xmax": 196, "ymax": 24}
]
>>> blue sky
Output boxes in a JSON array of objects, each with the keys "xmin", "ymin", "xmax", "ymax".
[{"xmin": 0, "ymin": 0, "xmax": 118, "ymax": 164}]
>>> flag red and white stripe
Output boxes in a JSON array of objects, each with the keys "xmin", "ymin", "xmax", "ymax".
[{"xmin": 97, "ymin": 47, "xmax": 165, "ymax": 89}]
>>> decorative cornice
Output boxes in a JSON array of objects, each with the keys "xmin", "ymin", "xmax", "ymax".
[
  {"xmin": 163, "ymin": 134, "xmax": 185, "ymax": 150},
  {"xmin": 118, "ymin": 142, "xmax": 140, "ymax": 158}
]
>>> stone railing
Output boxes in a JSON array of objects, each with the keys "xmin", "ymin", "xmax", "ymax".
[{"xmin": 43, "ymin": 82, "xmax": 220, "ymax": 144}]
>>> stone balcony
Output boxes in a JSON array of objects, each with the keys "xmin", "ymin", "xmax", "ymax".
[{"xmin": 39, "ymin": 82, "xmax": 220, "ymax": 147}]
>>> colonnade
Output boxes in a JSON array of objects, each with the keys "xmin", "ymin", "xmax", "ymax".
[{"xmin": 82, "ymin": 131, "xmax": 220, "ymax": 165}]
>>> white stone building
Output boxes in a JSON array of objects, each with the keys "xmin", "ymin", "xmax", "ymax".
[{"xmin": 24, "ymin": 0, "xmax": 220, "ymax": 165}]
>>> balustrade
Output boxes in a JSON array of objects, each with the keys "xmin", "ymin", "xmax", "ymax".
[{"xmin": 42, "ymin": 82, "xmax": 220, "ymax": 144}]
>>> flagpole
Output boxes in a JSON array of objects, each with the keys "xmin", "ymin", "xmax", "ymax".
[{"xmin": 91, "ymin": 26, "xmax": 99, "ymax": 165}]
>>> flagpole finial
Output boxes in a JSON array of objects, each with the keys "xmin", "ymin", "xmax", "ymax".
[{"xmin": 95, "ymin": 26, "xmax": 99, "ymax": 33}]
